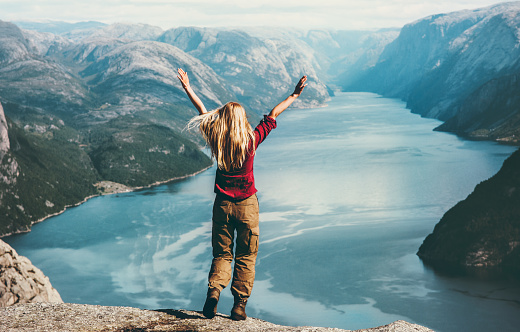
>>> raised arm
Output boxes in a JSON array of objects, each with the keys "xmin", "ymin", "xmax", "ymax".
[
  {"xmin": 268, "ymin": 75, "xmax": 307, "ymax": 120},
  {"xmin": 177, "ymin": 68, "xmax": 208, "ymax": 115}
]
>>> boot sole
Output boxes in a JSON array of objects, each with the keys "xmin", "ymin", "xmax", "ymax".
[
  {"xmin": 203, "ymin": 297, "xmax": 218, "ymax": 319},
  {"xmin": 230, "ymin": 310, "xmax": 247, "ymax": 321}
]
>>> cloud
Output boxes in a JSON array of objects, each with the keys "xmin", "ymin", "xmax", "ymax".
[{"xmin": 0, "ymin": 0, "xmax": 508, "ymax": 30}]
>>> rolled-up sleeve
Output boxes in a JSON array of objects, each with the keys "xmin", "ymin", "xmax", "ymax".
[{"xmin": 254, "ymin": 115, "xmax": 277, "ymax": 149}]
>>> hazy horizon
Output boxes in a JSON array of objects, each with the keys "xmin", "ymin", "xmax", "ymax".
[{"xmin": 1, "ymin": 0, "xmax": 511, "ymax": 31}]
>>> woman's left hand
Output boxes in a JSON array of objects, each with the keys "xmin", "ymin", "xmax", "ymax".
[{"xmin": 292, "ymin": 76, "xmax": 307, "ymax": 97}]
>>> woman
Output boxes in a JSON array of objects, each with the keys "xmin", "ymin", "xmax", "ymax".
[{"xmin": 177, "ymin": 68, "xmax": 307, "ymax": 320}]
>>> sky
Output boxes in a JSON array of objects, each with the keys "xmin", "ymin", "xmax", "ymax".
[{"xmin": 0, "ymin": 0, "xmax": 512, "ymax": 30}]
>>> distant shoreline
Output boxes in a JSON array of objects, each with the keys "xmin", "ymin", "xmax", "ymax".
[{"xmin": 1, "ymin": 165, "xmax": 213, "ymax": 238}]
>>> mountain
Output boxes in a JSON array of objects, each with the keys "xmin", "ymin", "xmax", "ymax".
[
  {"xmin": 14, "ymin": 20, "xmax": 106, "ymax": 35},
  {"xmin": 4, "ymin": 20, "xmax": 371, "ymax": 236},
  {"xmin": 237, "ymin": 27, "xmax": 399, "ymax": 85},
  {"xmin": 84, "ymin": 23, "xmax": 163, "ymax": 41},
  {"xmin": 158, "ymin": 27, "xmax": 330, "ymax": 111},
  {"xmin": 417, "ymin": 148, "xmax": 520, "ymax": 275},
  {"xmin": 300, "ymin": 29, "xmax": 400, "ymax": 86},
  {"xmin": 344, "ymin": 2, "xmax": 520, "ymax": 143},
  {"xmin": 0, "ymin": 21, "xmax": 93, "ymax": 119},
  {"xmin": 0, "ymin": 21, "xmax": 215, "ymax": 236},
  {"xmin": 0, "ymin": 104, "xmax": 19, "ymax": 235},
  {"xmin": 79, "ymin": 40, "xmax": 233, "ymax": 117},
  {"xmin": 435, "ymin": 72, "xmax": 520, "ymax": 142},
  {"xmin": 14, "ymin": 20, "xmax": 107, "ymax": 41}
]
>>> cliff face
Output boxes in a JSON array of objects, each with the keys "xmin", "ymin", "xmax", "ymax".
[
  {"xmin": 0, "ymin": 240, "xmax": 62, "ymax": 307},
  {"xmin": 435, "ymin": 73, "xmax": 520, "ymax": 143},
  {"xmin": 345, "ymin": 2, "xmax": 520, "ymax": 142},
  {"xmin": 0, "ymin": 103, "xmax": 22, "ymax": 235},
  {"xmin": 0, "ymin": 102, "xmax": 13, "ymax": 167},
  {"xmin": 0, "ymin": 102, "xmax": 19, "ymax": 191},
  {"xmin": 417, "ymin": 148, "xmax": 520, "ymax": 274}
]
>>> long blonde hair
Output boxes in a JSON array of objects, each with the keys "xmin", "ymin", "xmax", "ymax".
[{"xmin": 188, "ymin": 102, "xmax": 255, "ymax": 172}]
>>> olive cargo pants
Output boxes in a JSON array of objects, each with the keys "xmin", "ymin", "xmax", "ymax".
[{"xmin": 208, "ymin": 194, "xmax": 259, "ymax": 299}]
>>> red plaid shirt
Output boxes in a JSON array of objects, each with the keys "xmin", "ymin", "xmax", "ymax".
[{"xmin": 214, "ymin": 115, "xmax": 277, "ymax": 200}]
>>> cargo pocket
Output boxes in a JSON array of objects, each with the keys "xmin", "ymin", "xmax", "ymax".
[{"xmin": 248, "ymin": 227, "xmax": 259, "ymax": 254}]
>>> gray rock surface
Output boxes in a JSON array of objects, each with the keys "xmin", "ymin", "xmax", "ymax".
[
  {"xmin": 0, "ymin": 302, "xmax": 434, "ymax": 332},
  {"xmin": 0, "ymin": 240, "xmax": 63, "ymax": 307},
  {"xmin": 0, "ymin": 101, "xmax": 9, "ymax": 157},
  {"xmin": 0, "ymin": 102, "xmax": 18, "ymax": 187}
]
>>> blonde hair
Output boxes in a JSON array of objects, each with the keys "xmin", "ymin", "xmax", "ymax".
[{"xmin": 188, "ymin": 102, "xmax": 255, "ymax": 172}]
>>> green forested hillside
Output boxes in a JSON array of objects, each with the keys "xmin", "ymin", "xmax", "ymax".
[
  {"xmin": 1, "ymin": 112, "xmax": 98, "ymax": 235},
  {"xmin": 417, "ymin": 148, "xmax": 520, "ymax": 276},
  {"xmin": 0, "ymin": 107, "xmax": 212, "ymax": 236},
  {"xmin": 88, "ymin": 116, "xmax": 212, "ymax": 187}
]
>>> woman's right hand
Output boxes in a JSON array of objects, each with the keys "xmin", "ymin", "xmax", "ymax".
[
  {"xmin": 177, "ymin": 68, "xmax": 190, "ymax": 89},
  {"xmin": 177, "ymin": 68, "xmax": 208, "ymax": 115}
]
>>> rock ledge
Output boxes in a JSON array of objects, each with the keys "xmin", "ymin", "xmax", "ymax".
[{"xmin": 0, "ymin": 302, "xmax": 434, "ymax": 332}]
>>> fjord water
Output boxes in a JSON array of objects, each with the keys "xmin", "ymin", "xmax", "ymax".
[{"xmin": 5, "ymin": 93, "xmax": 520, "ymax": 331}]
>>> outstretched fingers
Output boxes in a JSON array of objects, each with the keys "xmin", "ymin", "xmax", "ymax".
[
  {"xmin": 177, "ymin": 68, "xmax": 189, "ymax": 88},
  {"xmin": 293, "ymin": 75, "xmax": 308, "ymax": 96},
  {"xmin": 299, "ymin": 75, "xmax": 308, "ymax": 88}
]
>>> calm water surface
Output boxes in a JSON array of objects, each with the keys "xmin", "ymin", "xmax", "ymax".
[{"xmin": 6, "ymin": 93, "xmax": 520, "ymax": 331}]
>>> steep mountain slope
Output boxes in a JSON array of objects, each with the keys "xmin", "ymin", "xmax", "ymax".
[
  {"xmin": 0, "ymin": 104, "xmax": 19, "ymax": 235},
  {"xmin": 16, "ymin": 29, "xmax": 73, "ymax": 57},
  {"xmin": 0, "ymin": 101, "xmax": 99, "ymax": 236},
  {"xmin": 418, "ymin": 148, "xmax": 520, "ymax": 275},
  {"xmin": 345, "ymin": 2, "xmax": 520, "ymax": 142},
  {"xmin": 79, "ymin": 40, "xmax": 233, "ymax": 121},
  {"xmin": 435, "ymin": 72, "xmax": 520, "ymax": 143},
  {"xmin": 63, "ymin": 36, "xmax": 128, "ymax": 64}
]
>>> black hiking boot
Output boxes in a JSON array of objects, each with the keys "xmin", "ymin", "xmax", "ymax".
[
  {"xmin": 202, "ymin": 288, "xmax": 220, "ymax": 319},
  {"xmin": 230, "ymin": 296, "xmax": 248, "ymax": 321}
]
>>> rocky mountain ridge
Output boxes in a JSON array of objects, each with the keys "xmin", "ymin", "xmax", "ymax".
[{"xmin": 159, "ymin": 27, "xmax": 330, "ymax": 110}]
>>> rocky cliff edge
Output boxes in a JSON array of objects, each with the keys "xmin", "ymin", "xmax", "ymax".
[{"xmin": 0, "ymin": 302, "xmax": 433, "ymax": 332}]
